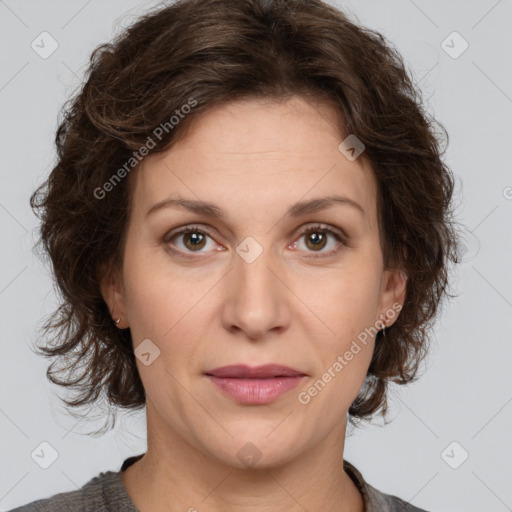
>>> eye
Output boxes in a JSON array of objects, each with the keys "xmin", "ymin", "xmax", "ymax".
[
  {"xmin": 290, "ymin": 224, "xmax": 346, "ymax": 258},
  {"xmin": 164, "ymin": 223, "xmax": 347, "ymax": 259},
  {"xmin": 164, "ymin": 224, "xmax": 221, "ymax": 257}
]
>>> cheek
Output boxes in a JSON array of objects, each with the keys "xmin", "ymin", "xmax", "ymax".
[
  {"xmin": 296, "ymin": 254, "xmax": 383, "ymax": 337},
  {"xmin": 121, "ymin": 243, "xmax": 216, "ymax": 365},
  {"xmin": 122, "ymin": 232, "xmax": 191, "ymax": 319},
  {"xmin": 291, "ymin": 251, "xmax": 383, "ymax": 398},
  {"xmin": 297, "ymin": 267, "xmax": 380, "ymax": 413}
]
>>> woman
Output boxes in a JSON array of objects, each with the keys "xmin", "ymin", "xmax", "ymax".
[{"xmin": 12, "ymin": 0, "xmax": 460, "ymax": 510}]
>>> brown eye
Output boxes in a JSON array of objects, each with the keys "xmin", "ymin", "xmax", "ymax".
[
  {"xmin": 304, "ymin": 231, "xmax": 328, "ymax": 251},
  {"xmin": 164, "ymin": 225, "xmax": 218, "ymax": 255},
  {"xmin": 165, "ymin": 223, "xmax": 346, "ymax": 259},
  {"xmin": 292, "ymin": 224, "xmax": 347, "ymax": 258},
  {"xmin": 182, "ymin": 231, "xmax": 207, "ymax": 251}
]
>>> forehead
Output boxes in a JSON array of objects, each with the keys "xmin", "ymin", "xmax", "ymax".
[{"xmin": 131, "ymin": 96, "xmax": 378, "ymax": 229}]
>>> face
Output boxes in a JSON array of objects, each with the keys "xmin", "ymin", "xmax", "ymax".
[{"xmin": 103, "ymin": 95, "xmax": 406, "ymax": 468}]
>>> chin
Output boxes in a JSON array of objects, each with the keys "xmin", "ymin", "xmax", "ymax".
[{"xmin": 202, "ymin": 428, "xmax": 304, "ymax": 470}]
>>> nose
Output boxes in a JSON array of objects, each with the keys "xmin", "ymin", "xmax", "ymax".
[{"xmin": 221, "ymin": 244, "xmax": 291, "ymax": 340}]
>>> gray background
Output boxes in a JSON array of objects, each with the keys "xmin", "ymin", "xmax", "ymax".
[{"xmin": 1, "ymin": 0, "xmax": 511, "ymax": 510}]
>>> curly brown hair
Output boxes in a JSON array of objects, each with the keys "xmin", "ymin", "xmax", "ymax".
[{"xmin": 30, "ymin": 0, "xmax": 461, "ymax": 434}]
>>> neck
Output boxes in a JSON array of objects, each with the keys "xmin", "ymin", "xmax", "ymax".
[{"xmin": 121, "ymin": 404, "xmax": 364, "ymax": 512}]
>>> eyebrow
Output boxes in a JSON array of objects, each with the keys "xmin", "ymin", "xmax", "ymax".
[{"xmin": 145, "ymin": 194, "xmax": 365, "ymax": 219}]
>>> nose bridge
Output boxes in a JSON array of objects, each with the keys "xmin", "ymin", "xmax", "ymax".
[{"xmin": 222, "ymin": 237, "xmax": 289, "ymax": 337}]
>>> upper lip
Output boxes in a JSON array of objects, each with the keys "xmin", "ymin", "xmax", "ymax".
[{"xmin": 205, "ymin": 364, "xmax": 306, "ymax": 378}]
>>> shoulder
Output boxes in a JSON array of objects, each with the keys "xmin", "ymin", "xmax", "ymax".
[
  {"xmin": 7, "ymin": 470, "xmax": 136, "ymax": 512},
  {"xmin": 344, "ymin": 459, "xmax": 431, "ymax": 512},
  {"xmin": 365, "ymin": 482, "xmax": 431, "ymax": 512}
]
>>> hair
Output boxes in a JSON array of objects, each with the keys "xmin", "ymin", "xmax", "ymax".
[{"xmin": 30, "ymin": 0, "xmax": 462, "ymax": 434}]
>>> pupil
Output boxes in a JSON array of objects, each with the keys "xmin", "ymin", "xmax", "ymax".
[
  {"xmin": 307, "ymin": 232, "xmax": 326, "ymax": 250},
  {"xmin": 185, "ymin": 232, "xmax": 205, "ymax": 250}
]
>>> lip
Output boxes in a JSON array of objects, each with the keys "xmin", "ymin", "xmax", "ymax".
[
  {"xmin": 204, "ymin": 365, "xmax": 307, "ymax": 405},
  {"xmin": 205, "ymin": 364, "xmax": 306, "ymax": 379}
]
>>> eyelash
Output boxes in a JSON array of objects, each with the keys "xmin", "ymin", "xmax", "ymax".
[{"xmin": 164, "ymin": 223, "xmax": 347, "ymax": 260}]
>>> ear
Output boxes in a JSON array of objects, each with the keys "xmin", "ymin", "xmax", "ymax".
[
  {"xmin": 99, "ymin": 265, "xmax": 129, "ymax": 329},
  {"xmin": 376, "ymin": 268, "xmax": 407, "ymax": 329}
]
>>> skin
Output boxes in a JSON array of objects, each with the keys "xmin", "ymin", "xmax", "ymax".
[{"xmin": 101, "ymin": 95, "xmax": 407, "ymax": 512}]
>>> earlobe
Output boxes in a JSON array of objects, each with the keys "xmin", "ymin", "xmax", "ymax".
[{"xmin": 99, "ymin": 270, "xmax": 128, "ymax": 329}]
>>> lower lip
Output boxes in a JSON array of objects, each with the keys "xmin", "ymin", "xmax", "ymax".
[{"xmin": 206, "ymin": 375, "xmax": 305, "ymax": 404}]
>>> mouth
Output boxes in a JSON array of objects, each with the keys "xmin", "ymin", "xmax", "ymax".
[
  {"xmin": 204, "ymin": 364, "xmax": 307, "ymax": 404},
  {"xmin": 204, "ymin": 364, "xmax": 306, "ymax": 379}
]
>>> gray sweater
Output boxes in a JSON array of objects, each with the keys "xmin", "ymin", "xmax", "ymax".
[{"xmin": 9, "ymin": 454, "xmax": 430, "ymax": 511}]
